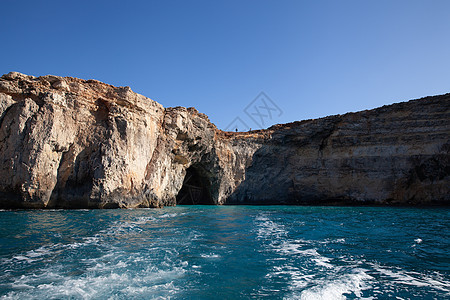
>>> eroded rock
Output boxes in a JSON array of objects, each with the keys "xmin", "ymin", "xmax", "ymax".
[{"xmin": 0, "ymin": 72, "xmax": 448, "ymax": 208}]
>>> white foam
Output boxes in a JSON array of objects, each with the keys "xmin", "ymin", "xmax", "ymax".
[
  {"xmin": 12, "ymin": 255, "xmax": 34, "ymax": 263},
  {"xmin": 190, "ymin": 231, "xmax": 203, "ymax": 240},
  {"xmin": 255, "ymin": 214, "xmax": 270, "ymax": 221},
  {"xmin": 257, "ymin": 220, "xmax": 287, "ymax": 239},
  {"xmin": 7, "ymin": 230, "xmax": 103, "ymax": 266},
  {"xmin": 3, "ymin": 257, "xmax": 189, "ymax": 300},
  {"xmin": 311, "ymin": 256, "xmax": 333, "ymax": 269},
  {"xmin": 158, "ymin": 213, "xmax": 178, "ymax": 218},
  {"xmin": 256, "ymin": 213, "xmax": 346, "ymax": 298},
  {"xmin": 133, "ymin": 216, "xmax": 156, "ymax": 224},
  {"xmin": 10, "ymin": 244, "xmax": 61, "ymax": 264},
  {"xmin": 108, "ymin": 221, "xmax": 144, "ymax": 234},
  {"xmin": 274, "ymin": 242, "xmax": 334, "ymax": 269},
  {"xmin": 66, "ymin": 236, "xmax": 100, "ymax": 249},
  {"xmin": 1, "ymin": 210, "xmax": 196, "ymax": 299},
  {"xmin": 200, "ymin": 253, "xmax": 220, "ymax": 259},
  {"xmin": 297, "ymin": 268, "xmax": 373, "ymax": 300},
  {"xmin": 373, "ymin": 264, "xmax": 450, "ymax": 293}
]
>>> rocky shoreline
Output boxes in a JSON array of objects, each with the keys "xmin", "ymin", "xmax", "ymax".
[{"xmin": 0, "ymin": 72, "xmax": 448, "ymax": 208}]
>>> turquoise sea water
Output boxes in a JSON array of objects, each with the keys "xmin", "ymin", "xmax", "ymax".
[{"xmin": 0, "ymin": 206, "xmax": 449, "ymax": 299}]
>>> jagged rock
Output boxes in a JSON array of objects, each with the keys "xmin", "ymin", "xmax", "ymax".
[{"xmin": 0, "ymin": 72, "xmax": 448, "ymax": 208}]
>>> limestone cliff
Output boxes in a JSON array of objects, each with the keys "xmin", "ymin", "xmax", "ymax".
[{"xmin": 0, "ymin": 72, "xmax": 448, "ymax": 208}]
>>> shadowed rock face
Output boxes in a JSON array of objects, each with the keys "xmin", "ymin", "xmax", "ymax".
[
  {"xmin": 0, "ymin": 72, "xmax": 448, "ymax": 208},
  {"xmin": 227, "ymin": 100, "xmax": 450, "ymax": 206}
]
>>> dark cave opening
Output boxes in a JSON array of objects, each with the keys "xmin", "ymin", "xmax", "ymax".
[{"xmin": 176, "ymin": 166, "xmax": 214, "ymax": 205}]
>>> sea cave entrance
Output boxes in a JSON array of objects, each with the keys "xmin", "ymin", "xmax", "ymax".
[{"xmin": 176, "ymin": 166, "xmax": 214, "ymax": 205}]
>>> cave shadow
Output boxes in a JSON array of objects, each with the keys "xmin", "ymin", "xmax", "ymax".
[
  {"xmin": 48, "ymin": 147, "xmax": 100, "ymax": 208},
  {"xmin": 176, "ymin": 165, "xmax": 214, "ymax": 205}
]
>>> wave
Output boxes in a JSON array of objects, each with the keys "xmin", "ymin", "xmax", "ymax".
[
  {"xmin": 254, "ymin": 213, "xmax": 372, "ymax": 299},
  {"xmin": 6, "ymin": 237, "xmax": 99, "ymax": 265},
  {"xmin": 1, "ymin": 214, "xmax": 195, "ymax": 299},
  {"xmin": 296, "ymin": 268, "xmax": 373, "ymax": 300},
  {"xmin": 200, "ymin": 253, "xmax": 220, "ymax": 259},
  {"xmin": 3, "ymin": 264, "xmax": 186, "ymax": 300},
  {"xmin": 371, "ymin": 264, "xmax": 450, "ymax": 294},
  {"xmin": 2, "ymin": 208, "xmax": 448, "ymax": 299}
]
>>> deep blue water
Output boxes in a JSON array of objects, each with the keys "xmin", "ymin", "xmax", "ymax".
[{"xmin": 0, "ymin": 206, "xmax": 449, "ymax": 299}]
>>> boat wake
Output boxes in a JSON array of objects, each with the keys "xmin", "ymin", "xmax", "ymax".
[{"xmin": 253, "ymin": 213, "xmax": 449, "ymax": 299}]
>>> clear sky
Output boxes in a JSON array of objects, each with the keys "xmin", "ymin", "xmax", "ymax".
[{"xmin": 1, "ymin": 0, "xmax": 449, "ymax": 130}]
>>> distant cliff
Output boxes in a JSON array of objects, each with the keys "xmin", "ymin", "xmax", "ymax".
[{"xmin": 0, "ymin": 72, "xmax": 448, "ymax": 208}]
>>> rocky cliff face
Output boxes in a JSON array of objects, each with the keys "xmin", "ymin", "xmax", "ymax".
[
  {"xmin": 228, "ymin": 98, "xmax": 449, "ymax": 205},
  {"xmin": 0, "ymin": 72, "xmax": 448, "ymax": 208}
]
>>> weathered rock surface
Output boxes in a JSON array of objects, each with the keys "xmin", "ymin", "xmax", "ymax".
[
  {"xmin": 0, "ymin": 72, "xmax": 448, "ymax": 208},
  {"xmin": 228, "ymin": 99, "xmax": 450, "ymax": 205}
]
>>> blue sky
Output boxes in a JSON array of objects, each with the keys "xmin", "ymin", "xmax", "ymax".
[{"xmin": 1, "ymin": 1, "xmax": 449, "ymax": 130}]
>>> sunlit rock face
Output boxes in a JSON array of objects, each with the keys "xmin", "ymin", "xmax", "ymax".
[{"xmin": 0, "ymin": 72, "xmax": 448, "ymax": 208}]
